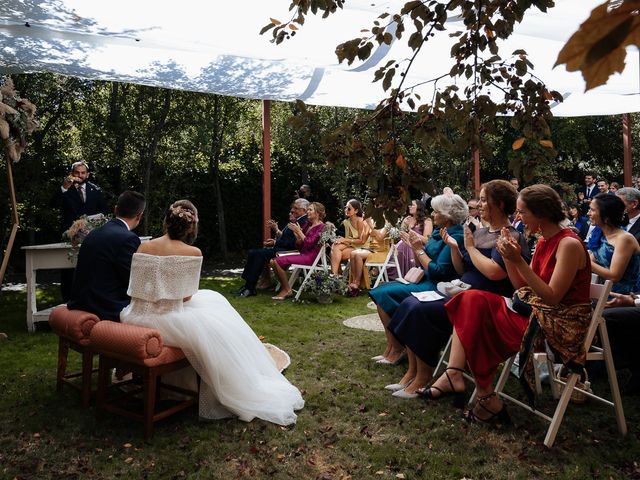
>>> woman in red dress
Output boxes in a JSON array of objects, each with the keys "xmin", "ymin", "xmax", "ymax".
[{"xmin": 422, "ymin": 185, "xmax": 591, "ymax": 423}]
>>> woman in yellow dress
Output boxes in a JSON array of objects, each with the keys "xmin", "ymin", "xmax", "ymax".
[{"xmin": 330, "ymin": 199, "xmax": 370, "ymax": 275}]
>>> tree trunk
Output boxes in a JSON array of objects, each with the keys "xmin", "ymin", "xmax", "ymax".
[
  {"xmin": 141, "ymin": 90, "xmax": 172, "ymax": 235},
  {"xmin": 208, "ymin": 96, "xmax": 228, "ymax": 259}
]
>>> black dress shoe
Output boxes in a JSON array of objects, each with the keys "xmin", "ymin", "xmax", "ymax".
[{"xmin": 237, "ymin": 288, "xmax": 257, "ymax": 298}]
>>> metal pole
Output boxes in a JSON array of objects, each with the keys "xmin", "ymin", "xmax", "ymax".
[
  {"xmin": 623, "ymin": 113, "xmax": 633, "ymax": 186},
  {"xmin": 262, "ymin": 100, "xmax": 272, "ymax": 242}
]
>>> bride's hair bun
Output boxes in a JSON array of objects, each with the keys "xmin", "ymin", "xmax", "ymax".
[{"xmin": 164, "ymin": 200, "xmax": 198, "ymax": 244}]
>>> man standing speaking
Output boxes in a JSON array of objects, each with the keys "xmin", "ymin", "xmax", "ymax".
[{"xmin": 50, "ymin": 160, "xmax": 108, "ymax": 300}]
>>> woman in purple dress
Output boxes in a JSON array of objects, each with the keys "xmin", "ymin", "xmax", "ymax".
[
  {"xmin": 396, "ymin": 199, "xmax": 433, "ymax": 278},
  {"xmin": 271, "ymin": 202, "xmax": 326, "ymax": 300}
]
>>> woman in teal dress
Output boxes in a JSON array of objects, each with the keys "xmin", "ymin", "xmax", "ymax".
[
  {"xmin": 588, "ymin": 193, "xmax": 640, "ymax": 294},
  {"xmin": 369, "ymin": 193, "xmax": 468, "ymax": 364}
]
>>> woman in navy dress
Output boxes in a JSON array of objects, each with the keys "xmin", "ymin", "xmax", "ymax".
[
  {"xmin": 385, "ymin": 180, "xmax": 528, "ymax": 398},
  {"xmin": 369, "ymin": 193, "xmax": 468, "ymax": 365}
]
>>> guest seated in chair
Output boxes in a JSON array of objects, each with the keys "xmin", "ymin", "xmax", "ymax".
[
  {"xmin": 396, "ymin": 199, "xmax": 433, "ymax": 278},
  {"xmin": 385, "ymin": 180, "xmax": 528, "ymax": 398},
  {"xmin": 270, "ymin": 202, "xmax": 326, "ymax": 300},
  {"xmin": 587, "ymin": 193, "xmax": 640, "ymax": 294},
  {"xmin": 330, "ymin": 199, "xmax": 370, "ymax": 275},
  {"xmin": 347, "ymin": 218, "xmax": 393, "ymax": 296},
  {"xmin": 368, "ymin": 193, "xmax": 468, "ymax": 365},
  {"xmin": 120, "ymin": 200, "xmax": 304, "ymax": 425},
  {"xmin": 425, "ymin": 185, "xmax": 591, "ymax": 425},
  {"xmin": 237, "ymin": 198, "xmax": 309, "ymax": 297}
]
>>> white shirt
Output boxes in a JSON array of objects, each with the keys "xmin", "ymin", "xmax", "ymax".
[
  {"xmin": 627, "ymin": 212, "xmax": 640, "ymax": 232},
  {"xmin": 115, "ymin": 217, "xmax": 130, "ymax": 230}
]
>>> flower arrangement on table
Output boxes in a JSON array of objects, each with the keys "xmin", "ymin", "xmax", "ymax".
[
  {"xmin": 305, "ymin": 270, "xmax": 348, "ymax": 303},
  {"xmin": 63, "ymin": 214, "xmax": 111, "ymax": 260}
]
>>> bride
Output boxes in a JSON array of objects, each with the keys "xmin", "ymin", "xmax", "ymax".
[{"xmin": 120, "ymin": 200, "xmax": 304, "ymax": 425}]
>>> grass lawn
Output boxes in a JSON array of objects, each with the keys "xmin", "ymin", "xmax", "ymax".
[{"xmin": 1, "ymin": 276, "xmax": 640, "ymax": 479}]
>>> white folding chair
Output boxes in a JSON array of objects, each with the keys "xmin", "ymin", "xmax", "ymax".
[
  {"xmin": 494, "ymin": 280, "xmax": 627, "ymax": 447},
  {"xmin": 365, "ymin": 241, "xmax": 402, "ymax": 289},
  {"xmin": 287, "ymin": 243, "xmax": 330, "ymax": 301}
]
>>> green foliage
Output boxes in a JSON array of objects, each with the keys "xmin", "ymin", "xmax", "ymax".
[{"xmin": 263, "ymin": 0, "xmax": 563, "ymax": 213}]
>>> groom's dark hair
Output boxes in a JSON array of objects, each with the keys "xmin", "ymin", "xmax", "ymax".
[{"xmin": 116, "ymin": 191, "xmax": 145, "ymax": 218}]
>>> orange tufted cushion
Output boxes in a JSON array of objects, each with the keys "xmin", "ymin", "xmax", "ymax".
[
  {"xmin": 49, "ymin": 306, "xmax": 100, "ymax": 344},
  {"xmin": 90, "ymin": 321, "xmax": 186, "ymax": 367}
]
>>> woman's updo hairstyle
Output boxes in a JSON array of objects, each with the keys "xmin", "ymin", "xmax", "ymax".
[
  {"xmin": 164, "ymin": 200, "xmax": 198, "ymax": 245},
  {"xmin": 347, "ymin": 198, "xmax": 364, "ymax": 217},
  {"xmin": 518, "ymin": 185, "xmax": 565, "ymax": 223},
  {"xmin": 593, "ymin": 193, "xmax": 627, "ymax": 228},
  {"xmin": 482, "ymin": 179, "xmax": 517, "ymax": 216},
  {"xmin": 311, "ymin": 202, "xmax": 326, "ymax": 221}
]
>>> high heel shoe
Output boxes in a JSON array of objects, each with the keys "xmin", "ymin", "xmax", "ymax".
[
  {"xmin": 376, "ymin": 351, "xmax": 407, "ymax": 365},
  {"xmin": 384, "ymin": 378, "xmax": 413, "ymax": 391},
  {"xmin": 463, "ymin": 392, "xmax": 511, "ymax": 425},
  {"xmin": 418, "ymin": 367, "xmax": 467, "ymax": 408}
]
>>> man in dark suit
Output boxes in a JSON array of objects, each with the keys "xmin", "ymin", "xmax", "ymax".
[
  {"xmin": 237, "ymin": 198, "xmax": 309, "ymax": 297},
  {"xmin": 67, "ymin": 191, "xmax": 145, "ymax": 321},
  {"xmin": 604, "ymin": 292, "xmax": 640, "ymax": 394},
  {"xmin": 51, "ymin": 161, "xmax": 108, "ymax": 300},
  {"xmin": 576, "ymin": 172, "xmax": 598, "ymax": 215},
  {"xmin": 616, "ymin": 187, "xmax": 640, "ymax": 243},
  {"xmin": 51, "ymin": 160, "xmax": 108, "ymax": 232}
]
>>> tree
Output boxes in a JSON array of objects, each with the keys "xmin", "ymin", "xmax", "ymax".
[{"xmin": 264, "ymin": 0, "xmax": 561, "ymax": 216}]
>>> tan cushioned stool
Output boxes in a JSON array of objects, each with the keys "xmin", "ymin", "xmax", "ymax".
[
  {"xmin": 90, "ymin": 321, "xmax": 198, "ymax": 439},
  {"xmin": 48, "ymin": 306, "xmax": 101, "ymax": 408}
]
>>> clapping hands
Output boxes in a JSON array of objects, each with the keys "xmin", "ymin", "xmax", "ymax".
[
  {"xmin": 441, "ymin": 227, "xmax": 458, "ymax": 248},
  {"xmin": 496, "ymin": 227, "xmax": 521, "ymax": 262}
]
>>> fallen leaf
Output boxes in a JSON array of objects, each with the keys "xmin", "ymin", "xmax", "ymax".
[
  {"xmin": 124, "ymin": 457, "xmax": 133, "ymax": 464},
  {"xmin": 32, "ymin": 433, "xmax": 40, "ymax": 438},
  {"xmin": 396, "ymin": 474, "xmax": 405, "ymax": 479},
  {"xmin": 539, "ymin": 139, "xmax": 554, "ymax": 148},
  {"xmin": 123, "ymin": 443, "xmax": 132, "ymax": 448}
]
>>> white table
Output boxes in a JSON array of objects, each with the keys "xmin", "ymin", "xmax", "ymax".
[
  {"xmin": 21, "ymin": 237, "xmax": 151, "ymax": 332},
  {"xmin": 21, "ymin": 242, "xmax": 75, "ymax": 333}
]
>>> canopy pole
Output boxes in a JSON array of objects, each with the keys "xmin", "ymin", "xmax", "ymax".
[
  {"xmin": 0, "ymin": 152, "xmax": 19, "ymax": 286},
  {"xmin": 262, "ymin": 100, "xmax": 271, "ymax": 242},
  {"xmin": 623, "ymin": 113, "xmax": 633, "ymax": 186},
  {"xmin": 473, "ymin": 149, "xmax": 480, "ymax": 196}
]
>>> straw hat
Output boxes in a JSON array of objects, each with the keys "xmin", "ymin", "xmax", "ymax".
[{"xmin": 263, "ymin": 343, "xmax": 291, "ymax": 372}]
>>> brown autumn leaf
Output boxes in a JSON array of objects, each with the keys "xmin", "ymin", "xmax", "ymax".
[
  {"xmin": 512, "ymin": 137, "xmax": 525, "ymax": 150},
  {"xmin": 543, "ymin": 90, "xmax": 553, "ymax": 100},
  {"xmin": 555, "ymin": 0, "xmax": 640, "ymax": 90},
  {"xmin": 539, "ymin": 139, "xmax": 554, "ymax": 148},
  {"xmin": 289, "ymin": 24, "xmax": 298, "ymax": 30},
  {"xmin": 270, "ymin": 18, "xmax": 282, "ymax": 25},
  {"xmin": 395, "ymin": 153, "xmax": 407, "ymax": 170}
]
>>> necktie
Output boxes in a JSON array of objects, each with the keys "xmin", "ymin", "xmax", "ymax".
[{"xmin": 78, "ymin": 185, "xmax": 85, "ymax": 203}]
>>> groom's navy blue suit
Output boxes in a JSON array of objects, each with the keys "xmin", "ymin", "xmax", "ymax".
[{"xmin": 67, "ymin": 218, "xmax": 140, "ymax": 321}]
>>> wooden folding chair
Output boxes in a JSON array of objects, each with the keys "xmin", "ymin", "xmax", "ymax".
[
  {"xmin": 287, "ymin": 243, "xmax": 330, "ymax": 300},
  {"xmin": 494, "ymin": 280, "xmax": 627, "ymax": 447},
  {"xmin": 365, "ymin": 241, "xmax": 402, "ymax": 289}
]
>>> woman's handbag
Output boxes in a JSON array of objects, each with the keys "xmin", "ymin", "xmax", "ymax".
[{"xmin": 403, "ymin": 267, "xmax": 425, "ymax": 284}]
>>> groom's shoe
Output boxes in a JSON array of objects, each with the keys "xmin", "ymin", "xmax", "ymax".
[{"xmin": 237, "ymin": 287, "xmax": 257, "ymax": 298}]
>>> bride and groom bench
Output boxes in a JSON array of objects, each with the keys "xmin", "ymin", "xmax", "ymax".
[{"xmin": 49, "ymin": 306, "xmax": 199, "ymax": 439}]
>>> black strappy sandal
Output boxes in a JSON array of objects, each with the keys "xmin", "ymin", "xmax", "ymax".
[
  {"xmin": 418, "ymin": 367, "xmax": 467, "ymax": 408},
  {"xmin": 463, "ymin": 392, "xmax": 511, "ymax": 425}
]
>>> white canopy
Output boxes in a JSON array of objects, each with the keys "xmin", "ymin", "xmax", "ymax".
[{"xmin": 1, "ymin": 0, "xmax": 639, "ymax": 116}]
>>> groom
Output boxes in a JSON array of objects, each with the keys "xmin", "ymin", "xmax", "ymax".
[{"xmin": 67, "ymin": 190, "xmax": 146, "ymax": 321}]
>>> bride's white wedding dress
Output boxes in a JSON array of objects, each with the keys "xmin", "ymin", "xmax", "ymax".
[{"xmin": 120, "ymin": 253, "xmax": 304, "ymax": 425}]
